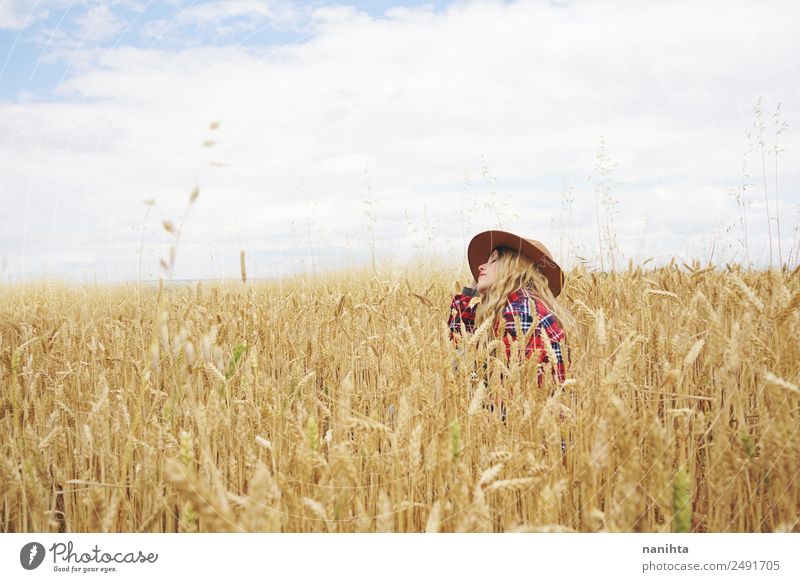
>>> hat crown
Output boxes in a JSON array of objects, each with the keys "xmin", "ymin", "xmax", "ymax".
[{"xmin": 521, "ymin": 238, "xmax": 552, "ymax": 258}]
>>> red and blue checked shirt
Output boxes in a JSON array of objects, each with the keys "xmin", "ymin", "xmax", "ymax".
[{"xmin": 448, "ymin": 287, "xmax": 570, "ymax": 387}]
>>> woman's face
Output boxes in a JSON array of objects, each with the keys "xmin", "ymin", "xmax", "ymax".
[{"xmin": 476, "ymin": 248, "xmax": 500, "ymax": 294}]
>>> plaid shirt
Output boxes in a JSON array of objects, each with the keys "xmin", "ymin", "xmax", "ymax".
[{"xmin": 448, "ymin": 287, "xmax": 569, "ymax": 387}]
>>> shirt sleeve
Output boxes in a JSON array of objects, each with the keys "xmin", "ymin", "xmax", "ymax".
[
  {"xmin": 448, "ymin": 293, "xmax": 477, "ymax": 347},
  {"xmin": 500, "ymin": 296, "xmax": 567, "ymax": 386}
]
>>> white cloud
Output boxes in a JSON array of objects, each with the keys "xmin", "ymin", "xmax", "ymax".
[
  {"xmin": 70, "ymin": 2, "xmax": 126, "ymax": 43},
  {"xmin": 0, "ymin": 3, "xmax": 26, "ymax": 29},
  {"xmin": 2, "ymin": 0, "xmax": 800, "ymax": 282},
  {"xmin": 0, "ymin": 0, "xmax": 56, "ymax": 29},
  {"xmin": 139, "ymin": 0, "xmax": 305, "ymax": 44},
  {"xmin": 178, "ymin": 0, "xmax": 302, "ymax": 27}
]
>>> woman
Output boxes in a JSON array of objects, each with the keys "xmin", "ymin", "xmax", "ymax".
[{"xmin": 448, "ymin": 230, "xmax": 573, "ymax": 394}]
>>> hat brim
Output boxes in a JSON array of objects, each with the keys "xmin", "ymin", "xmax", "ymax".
[{"xmin": 467, "ymin": 230, "xmax": 564, "ymax": 297}]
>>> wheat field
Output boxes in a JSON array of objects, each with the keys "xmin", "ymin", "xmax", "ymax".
[{"xmin": 1, "ymin": 261, "xmax": 799, "ymax": 533}]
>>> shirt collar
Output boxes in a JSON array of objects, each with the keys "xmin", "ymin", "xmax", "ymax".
[{"xmin": 508, "ymin": 287, "xmax": 534, "ymax": 302}]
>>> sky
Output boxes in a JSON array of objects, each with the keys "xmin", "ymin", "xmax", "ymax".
[{"xmin": 1, "ymin": 0, "xmax": 800, "ymax": 283}]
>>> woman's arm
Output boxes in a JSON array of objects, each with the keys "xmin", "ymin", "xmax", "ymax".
[{"xmin": 448, "ymin": 287, "xmax": 478, "ymax": 347}]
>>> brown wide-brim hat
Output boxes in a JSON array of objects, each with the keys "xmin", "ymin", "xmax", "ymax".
[{"xmin": 467, "ymin": 230, "xmax": 565, "ymax": 297}]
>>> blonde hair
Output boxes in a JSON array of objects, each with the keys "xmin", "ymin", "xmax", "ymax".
[{"xmin": 474, "ymin": 246, "xmax": 576, "ymax": 343}]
